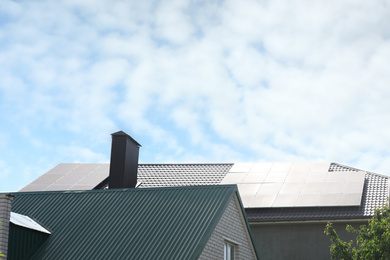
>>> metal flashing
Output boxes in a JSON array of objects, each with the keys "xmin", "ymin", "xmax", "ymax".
[{"xmin": 10, "ymin": 212, "xmax": 51, "ymax": 234}]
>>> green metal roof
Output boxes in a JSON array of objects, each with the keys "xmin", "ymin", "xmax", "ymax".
[
  {"xmin": 10, "ymin": 185, "xmax": 241, "ymax": 260},
  {"xmin": 8, "ymin": 223, "xmax": 50, "ymax": 260}
]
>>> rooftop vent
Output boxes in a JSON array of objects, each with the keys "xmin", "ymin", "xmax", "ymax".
[{"xmin": 109, "ymin": 131, "xmax": 141, "ymax": 189}]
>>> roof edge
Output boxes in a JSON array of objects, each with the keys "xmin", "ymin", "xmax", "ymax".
[
  {"xmin": 188, "ymin": 185, "xmax": 238, "ymax": 259},
  {"xmin": 234, "ymin": 188, "xmax": 261, "ymax": 260},
  {"xmin": 12, "ymin": 184, "xmax": 239, "ymax": 195},
  {"xmin": 11, "ymin": 212, "xmax": 51, "ymax": 234}
]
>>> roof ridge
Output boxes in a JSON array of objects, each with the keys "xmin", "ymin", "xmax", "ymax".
[
  {"xmin": 13, "ymin": 184, "xmax": 238, "ymax": 195},
  {"xmin": 330, "ymin": 162, "xmax": 389, "ymax": 179}
]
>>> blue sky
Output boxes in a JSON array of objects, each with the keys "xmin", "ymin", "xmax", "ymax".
[{"xmin": 1, "ymin": 0, "xmax": 390, "ymax": 192}]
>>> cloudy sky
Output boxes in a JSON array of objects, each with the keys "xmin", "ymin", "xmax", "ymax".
[{"xmin": 1, "ymin": 0, "xmax": 390, "ymax": 192}]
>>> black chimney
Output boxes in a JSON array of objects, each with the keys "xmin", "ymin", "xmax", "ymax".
[{"xmin": 109, "ymin": 131, "xmax": 141, "ymax": 189}]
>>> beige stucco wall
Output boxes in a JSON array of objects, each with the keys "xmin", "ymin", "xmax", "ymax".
[{"xmin": 198, "ymin": 194, "xmax": 257, "ymax": 260}]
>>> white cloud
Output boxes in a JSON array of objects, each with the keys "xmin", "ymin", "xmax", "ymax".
[
  {"xmin": 58, "ymin": 145, "xmax": 108, "ymax": 163},
  {"xmin": 0, "ymin": 160, "xmax": 10, "ymax": 179},
  {"xmin": 1, "ymin": 0, "xmax": 390, "ymax": 190}
]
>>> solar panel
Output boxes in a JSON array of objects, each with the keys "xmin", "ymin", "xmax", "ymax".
[
  {"xmin": 318, "ymin": 193, "xmax": 342, "ymax": 206},
  {"xmin": 301, "ymin": 182, "xmax": 324, "ymax": 194},
  {"xmin": 236, "ymin": 183, "xmax": 261, "ymax": 196},
  {"xmin": 19, "ymin": 163, "xmax": 110, "ymax": 192},
  {"xmin": 229, "ymin": 163, "xmax": 253, "ymax": 172},
  {"xmin": 221, "ymin": 162, "xmax": 366, "ymax": 208},
  {"xmin": 323, "ymin": 182, "xmax": 344, "ymax": 193},
  {"xmin": 306, "ymin": 172, "xmax": 328, "ymax": 182},
  {"xmin": 257, "ymin": 183, "xmax": 283, "ymax": 195},
  {"xmin": 344, "ymin": 182, "xmax": 364, "ymax": 193},
  {"xmin": 243, "ymin": 172, "xmax": 267, "ymax": 183},
  {"xmin": 295, "ymin": 194, "xmax": 320, "ymax": 207},
  {"xmin": 74, "ymin": 164, "xmax": 110, "ymax": 187},
  {"xmin": 285, "ymin": 172, "xmax": 307, "ymax": 182},
  {"xmin": 30, "ymin": 174, "xmax": 63, "ymax": 185},
  {"xmin": 264, "ymin": 172, "xmax": 288, "ymax": 182},
  {"xmin": 250, "ymin": 195, "xmax": 276, "ymax": 208},
  {"xmin": 272, "ymin": 194, "xmax": 299, "ymax": 207},
  {"xmin": 326, "ymin": 172, "xmax": 346, "ymax": 182},
  {"xmin": 280, "ymin": 182, "xmax": 304, "ymax": 194},
  {"xmin": 340, "ymin": 193, "xmax": 362, "ymax": 205},
  {"xmin": 250, "ymin": 162, "xmax": 273, "ymax": 172},
  {"xmin": 269, "ymin": 162, "xmax": 293, "ymax": 172},
  {"xmin": 221, "ymin": 172, "xmax": 246, "ymax": 184}
]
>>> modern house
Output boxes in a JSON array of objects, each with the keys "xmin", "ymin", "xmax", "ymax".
[
  {"xmin": 19, "ymin": 131, "xmax": 390, "ymax": 260},
  {"xmin": 1, "ymin": 185, "xmax": 259, "ymax": 260}
]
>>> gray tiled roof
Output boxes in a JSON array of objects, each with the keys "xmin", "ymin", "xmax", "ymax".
[
  {"xmin": 95, "ymin": 163, "xmax": 233, "ymax": 189},
  {"xmin": 138, "ymin": 164, "xmax": 233, "ymax": 187},
  {"xmin": 329, "ymin": 163, "xmax": 360, "ymax": 172}
]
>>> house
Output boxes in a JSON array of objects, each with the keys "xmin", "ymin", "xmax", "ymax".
[
  {"xmin": 19, "ymin": 131, "xmax": 390, "ymax": 260},
  {"xmin": 1, "ymin": 185, "xmax": 259, "ymax": 260}
]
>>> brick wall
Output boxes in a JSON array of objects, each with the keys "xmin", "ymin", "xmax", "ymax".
[
  {"xmin": 0, "ymin": 194, "xmax": 13, "ymax": 260},
  {"xmin": 198, "ymin": 194, "xmax": 257, "ymax": 260}
]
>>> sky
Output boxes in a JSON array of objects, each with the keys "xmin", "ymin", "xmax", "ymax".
[{"xmin": 1, "ymin": 0, "xmax": 390, "ymax": 192}]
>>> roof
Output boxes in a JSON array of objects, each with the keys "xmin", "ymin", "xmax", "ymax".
[
  {"xmin": 246, "ymin": 171, "xmax": 389, "ymax": 222},
  {"xmin": 19, "ymin": 162, "xmax": 389, "ymax": 222},
  {"xmin": 20, "ymin": 163, "xmax": 233, "ymax": 191},
  {"xmin": 10, "ymin": 185, "xmax": 243, "ymax": 260},
  {"xmin": 223, "ymin": 162, "xmax": 366, "ymax": 208}
]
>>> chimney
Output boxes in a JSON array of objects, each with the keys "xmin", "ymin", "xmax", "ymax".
[
  {"xmin": 109, "ymin": 131, "xmax": 141, "ymax": 189},
  {"xmin": 0, "ymin": 193, "xmax": 13, "ymax": 259}
]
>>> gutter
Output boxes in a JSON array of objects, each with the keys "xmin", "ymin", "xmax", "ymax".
[{"xmin": 249, "ymin": 218, "xmax": 371, "ymax": 225}]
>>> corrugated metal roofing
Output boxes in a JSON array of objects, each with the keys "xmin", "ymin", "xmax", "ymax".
[
  {"xmin": 8, "ymin": 223, "xmax": 50, "ymax": 260},
  {"xmin": 10, "ymin": 185, "xmax": 238, "ymax": 260}
]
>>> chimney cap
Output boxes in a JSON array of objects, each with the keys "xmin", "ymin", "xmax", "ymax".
[{"xmin": 111, "ymin": 131, "xmax": 142, "ymax": 147}]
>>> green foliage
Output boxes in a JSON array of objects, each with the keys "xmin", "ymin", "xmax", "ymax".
[{"xmin": 325, "ymin": 203, "xmax": 390, "ymax": 260}]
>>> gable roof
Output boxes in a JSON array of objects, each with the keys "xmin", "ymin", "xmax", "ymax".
[
  {"xmin": 19, "ymin": 162, "xmax": 389, "ymax": 222},
  {"xmin": 10, "ymin": 185, "xmax": 247, "ymax": 260},
  {"xmin": 20, "ymin": 163, "xmax": 233, "ymax": 191}
]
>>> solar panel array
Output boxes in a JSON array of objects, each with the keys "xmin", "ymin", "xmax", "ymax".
[
  {"xmin": 220, "ymin": 162, "xmax": 365, "ymax": 208},
  {"xmin": 19, "ymin": 163, "xmax": 109, "ymax": 192},
  {"xmin": 20, "ymin": 162, "xmax": 366, "ymax": 209}
]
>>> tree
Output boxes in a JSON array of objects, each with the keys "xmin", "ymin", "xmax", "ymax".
[{"xmin": 325, "ymin": 203, "xmax": 390, "ymax": 260}]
